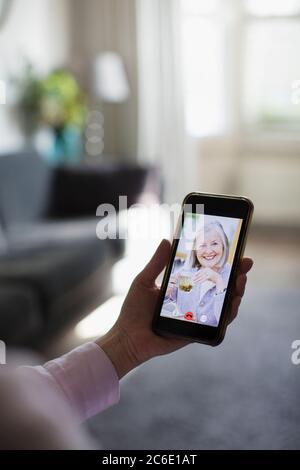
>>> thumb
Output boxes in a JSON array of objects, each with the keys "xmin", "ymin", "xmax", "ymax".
[{"xmin": 137, "ymin": 239, "xmax": 171, "ymax": 287}]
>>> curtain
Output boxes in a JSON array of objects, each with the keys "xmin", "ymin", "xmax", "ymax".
[
  {"xmin": 70, "ymin": 0, "xmax": 138, "ymax": 160},
  {"xmin": 136, "ymin": 0, "xmax": 190, "ymax": 204}
]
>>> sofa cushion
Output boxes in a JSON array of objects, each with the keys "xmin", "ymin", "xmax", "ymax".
[
  {"xmin": 0, "ymin": 153, "xmax": 53, "ymax": 227},
  {"xmin": 5, "ymin": 218, "xmax": 102, "ymax": 254},
  {"xmin": 0, "ymin": 220, "xmax": 123, "ymax": 316},
  {"xmin": 4, "ymin": 216, "xmax": 123, "ymax": 258}
]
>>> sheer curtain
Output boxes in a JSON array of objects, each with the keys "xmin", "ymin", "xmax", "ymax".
[{"xmin": 136, "ymin": 0, "xmax": 192, "ymax": 204}]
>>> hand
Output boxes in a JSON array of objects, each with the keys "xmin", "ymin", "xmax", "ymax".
[
  {"xmin": 96, "ymin": 239, "xmax": 253, "ymax": 379},
  {"xmin": 193, "ymin": 267, "xmax": 225, "ymax": 294},
  {"xmin": 166, "ymin": 274, "xmax": 178, "ymax": 296},
  {"xmin": 193, "ymin": 267, "xmax": 221, "ymax": 285}
]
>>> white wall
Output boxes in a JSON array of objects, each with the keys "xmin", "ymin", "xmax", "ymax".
[
  {"xmin": 0, "ymin": 0, "xmax": 71, "ymax": 152},
  {"xmin": 237, "ymin": 154, "xmax": 300, "ymax": 226},
  {"xmin": 196, "ymin": 137, "xmax": 300, "ymax": 227},
  {"xmin": 0, "ymin": 0, "xmax": 138, "ymax": 159}
]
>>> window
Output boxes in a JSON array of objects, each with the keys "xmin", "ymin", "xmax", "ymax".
[
  {"xmin": 180, "ymin": 0, "xmax": 225, "ymax": 137},
  {"xmin": 243, "ymin": 0, "xmax": 300, "ymax": 132},
  {"xmin": 180, "ymin": 0, "xmax": 300, "ymax": 138}
]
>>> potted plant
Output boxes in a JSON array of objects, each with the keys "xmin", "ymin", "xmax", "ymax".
[{"xmin": 13, "ymin": 63, "xmax": 87, "ymax": 164}]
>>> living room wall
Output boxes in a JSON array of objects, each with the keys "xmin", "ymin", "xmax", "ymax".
[
  {"xmin": 0, "ymin": 0, "xmax": 71, "ymax": 153},
  {"xmin": 0, "ymin": 0, "xmax": 138, "ymax": 161}
]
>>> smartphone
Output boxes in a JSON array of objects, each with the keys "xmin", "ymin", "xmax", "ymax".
[{"xmin": 152, "ymin": 192, "xmax": 254, "ymax": 346}]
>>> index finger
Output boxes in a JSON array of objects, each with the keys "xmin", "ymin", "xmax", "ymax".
[{"xmin": 237, "ymin": 257, "xmax": 253, "ymax": 275}]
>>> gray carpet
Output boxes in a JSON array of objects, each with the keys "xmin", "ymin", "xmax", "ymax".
[{"xmin": 86, "ymin": 286, "xmax": 300, "ymax": 449}]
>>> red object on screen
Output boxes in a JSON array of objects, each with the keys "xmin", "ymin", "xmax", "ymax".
[{"xmin": 184, "ymin": 311, "xmax": 194, "ymax": 321}]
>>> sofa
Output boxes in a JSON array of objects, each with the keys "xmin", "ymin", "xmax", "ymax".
[{"xmin": 0, "ymin": 152, "xmax": 160, "ymax": 347}]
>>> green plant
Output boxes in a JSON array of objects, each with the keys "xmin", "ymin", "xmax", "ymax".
[
  {"xmin": 39, "ymin": 70, "xmax": 86, "ymax": 129},
  {"xmin": 13, "ymin": 63, "xmax": 87, "ymax": 134}
]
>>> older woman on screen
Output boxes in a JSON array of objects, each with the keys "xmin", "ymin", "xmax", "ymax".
[{"xmin": 166, "ymin": 221, "xmax": 231, "ymax": 326}]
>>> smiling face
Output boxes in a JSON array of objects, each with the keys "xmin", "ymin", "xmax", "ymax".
[{"xmin": 195, "ymin": 229, "xmax": 224, "ymax": 269}]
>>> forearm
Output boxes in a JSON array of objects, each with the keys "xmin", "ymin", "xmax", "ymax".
[
  {"xmin": 29, "ymin": 342, "xmax": 120, "ymax": 422},
  {"xmin": 0, "ymin": 366, "xmax": 92, "ymax": 449}
]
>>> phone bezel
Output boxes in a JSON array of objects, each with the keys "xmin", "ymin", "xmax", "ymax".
[{"xmin": 152, "ymin": 192, "xmax": 254, "ymax": 346}]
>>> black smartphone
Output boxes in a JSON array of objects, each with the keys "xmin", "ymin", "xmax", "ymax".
[{"xmin": 152, "ymin": 192, "xmax": 254, "ymax": 346}]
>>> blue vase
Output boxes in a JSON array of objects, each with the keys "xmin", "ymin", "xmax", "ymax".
[{"xmin": 46, "ymin": 126, "xmax": 82, "ymax": 165}]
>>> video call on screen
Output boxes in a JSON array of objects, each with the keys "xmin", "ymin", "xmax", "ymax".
[{"xmin": 161, "ymin": 213, "xmax": 242, "ymax": 327}]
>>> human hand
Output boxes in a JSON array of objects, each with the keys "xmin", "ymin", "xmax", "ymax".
[
  {"xmin": 96, "ymin": 239, "xmax": 253, "ymax": 379},
  {"xmin": 166, "ymin": 274, "xmax": 178, "ymax": 296},
  {"xmin": 193, "ymin": 267, "xmax": 221, "ymax": 285}
]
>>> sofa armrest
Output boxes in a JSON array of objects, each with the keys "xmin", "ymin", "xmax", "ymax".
[{"xmin": 47, "ymin": 162, "xmax": 162, "ymax": 218}]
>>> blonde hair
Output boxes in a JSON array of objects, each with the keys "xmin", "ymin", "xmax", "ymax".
[{"xmin": 185, "ymin": 221, "xmax": 229, "ymax": 270}]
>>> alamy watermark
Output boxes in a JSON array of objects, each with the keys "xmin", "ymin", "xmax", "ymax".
[
  {"xmin": 291, "ymin": 340, "xmax": 300, "ymax": 365},
  {"xmin": 0, "ymin": 340, "xmax": 6, "ymax": 365},
  {"xmin": 291, "ymin": 80, "xmax": 300, "ymax": 105},
  {"xmin": 0, "ymin": 80, "xmax": 6, "ymax": 105},
  {"xmin": 95, "ymin": 197, "xmax": 204, "ymax": 249}
]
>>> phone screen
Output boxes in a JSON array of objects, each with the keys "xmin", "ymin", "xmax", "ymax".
[{"xmin": 160, "ymin": 212, "xmax": 242, "ymax": 328}]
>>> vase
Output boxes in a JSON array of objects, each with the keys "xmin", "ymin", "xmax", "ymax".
[{"xmin": 46, "ymin": 125, "xmax": 82, "ymax": 165}]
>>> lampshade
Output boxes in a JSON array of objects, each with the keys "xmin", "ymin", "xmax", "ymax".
[{"xmin": 94, "ymin": 52, "xmax": 130, "ymax": 103}]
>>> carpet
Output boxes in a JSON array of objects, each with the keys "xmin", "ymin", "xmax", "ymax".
[{"xmin": 86, "ymin": 286, "xmax": 300, "ymax": 449}]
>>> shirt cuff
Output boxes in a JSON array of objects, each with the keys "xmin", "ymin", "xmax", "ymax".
[{"xmin": 43, "ymin": 342, "xmax": 120, "ymax": 422}]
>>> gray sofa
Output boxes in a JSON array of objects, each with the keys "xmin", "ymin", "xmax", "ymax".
[{"xmin": 0, "ymin": 153, "xmax": 160, "ymax": 347}]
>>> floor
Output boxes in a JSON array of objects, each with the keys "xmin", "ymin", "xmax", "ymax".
[
  {"xmin": 246, "ymin": 227, "xmax": 300, "ymax": 290},
  {"xmin": 87, "ymin": 284, "xmax": 300, "ymax": 449}
]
